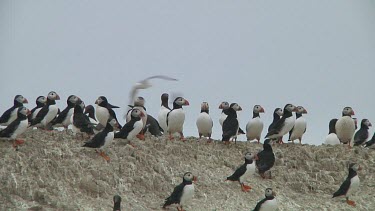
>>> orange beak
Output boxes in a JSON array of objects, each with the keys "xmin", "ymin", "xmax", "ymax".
[
  {"xmin": 254, "ymin": 154, "xmax": 259, "ymax": 160},
  {"xmin": 219, "ymin": 104, "xmax": 223, "ymax": 109},
  {"xmin": 193, "ymin": 176, "xmax": 198, "ymax": 182},
  {"xmin": 238, "ymin": 106, "xmax": 242, "ymax": 111},
  {"xmin": 23, "ymin": 98, "xmax": 28, "ymax": 103},
  {"xmin": 260, "ymin": 107, "xmax": 265, "ymax": 113},
  {"xmin": 27, "ymin": 109, "xmax": 31, "ymax": 115},
  {"xmin": 303, "ymin": 109, "xmax": 308, "ymax": 114},
  {"xmin": 140, "ymin": 112, "xmax": 145, "ymax": 117},
  {"xmin": 56, "ymin": 94, "xmax": 61, "ymax": 100},
  {"xmin": 352, "ymin": 110, "xmax": 355, "ymax": 115},
  {"xmin": 184, "ymin": 100, "xmax": 190, "ymax": 106}
]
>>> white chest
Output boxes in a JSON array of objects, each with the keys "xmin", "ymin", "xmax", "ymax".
[
  {"xmin": 96, "ymin": 106, "xmax": 109, "ymax": 126},
  {"xmin": 246, "ymin": 117, "xmax": 264, "ymax": 139},
  {"xmin": 219, "ymin": 113, "xmax": 227, "ymax": 127},
  {"xmin": 240, "ymin": 162, "xmax": 256, "ymax": 183},
  {"xmin": 279, "ymin": 116, "xmax": 295, "ymax": 136},
  {"xmin": 324, "ymin": 133, "xmax": 340, "ymax": 145},
  {"xmin": 11, "ymin": 119, "xmax": 28, "ymax": 139},
  {"xmin": 7, "ymin": 109, "xmax": 18, "ymax": 125},
  {"xmin": 260, "ymin": 198, "xmax": 278, "ymax": 211},
  {"xmin": 62, "ymin": 108, "xmax": 74, "ymax": 127},
  {"xmin": 347, "ymin": 175, "xmax": 360, "ymax": 196},
  {"xmin": 158, "ymin": 106, "xmax": 170, "ymax": 132},
  {"xmin": 102, "ymin": 131, "xmax": 114, "ymax": 149},
  {"xmin": 42, "ymin": 105, "xmax": 59, "ymax": 126},
  {"xmin": 180, "ymin": 184, "xmax": 195, "ymax": 206},
  {"xmin": 167, "ymin": 109, "xmax": 185, "ymax": 133},
  {"xmin": 127, "ymin": 119, "xmax": 144, "ymax": 140},
  {"xmin": 32, "ymin": 108, "xmax": 42, "ymax": 120},
  {"xmin": 196, "ymin": 113, "xmax": 213, "ymax": 135}
]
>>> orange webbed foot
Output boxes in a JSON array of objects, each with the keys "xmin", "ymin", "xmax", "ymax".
[
  {"xmin": 136, "ymin": 133, "xmax": 145, "ymax": 140},
  {"xmin": 241, "ymin": 184, "xmax": 251, "ymax": 192},
  {"xmin": 346, "ymin": 199, "xmax": 356, "ymax": 207}
]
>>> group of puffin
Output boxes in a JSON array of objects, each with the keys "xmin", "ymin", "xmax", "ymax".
[{"xmin": 0, "ymin": 91, "xmax": 373, "ymax": 210}]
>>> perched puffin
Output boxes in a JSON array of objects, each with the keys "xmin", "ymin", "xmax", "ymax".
[
  {"xmin": 0, "ymin": 106, "xmax": 30, "ymax": 149},
  {"xmin": 126, "ymin": 96, "xmax": 147, "ymax": 140},
  {"xmin": 353, "ymin": 119, "xmax": 372, "ymax": 146},
  {"xmin": 84, "ymin": 105, "xmax": 98, "ymax": 125},
  {"xmin": 0, "ymin": 95, "xmax": 28, "ymax": 126},
  {"xmin": 364, "ymin": 132, "xmax": 375, "ymax": 149},
  {"xmin": 253, "ymin": 188, "xmax": 278, "ymax": 211},
  {"xmin": 51, "ymin": 95, "xmax": 80, "ymax": 128},
  {"xmin": 82, "ymin": 118, "xmax": 118, "ymax": 161},
  {"xmin": 196, "ymin": 102, "xmax": 213, "ymax": 142},
  {"xmin": 30, "ymin": 91, "xmax": 60, "ymax": 129},
  {"xmin": 265, "ymin": 104, "xmax": 297, "ymax": 143},
  {"xmin": 28, "ymin": 96, "xmax": 47, "ymax": 123},
  {"xmin": 256, "ymin": 142, "xmax": 275, "ymax": 179},
  {"xmin": 95, "ymin": 96, "xmax": 121, "ymax": 130},
  {"xmin": 71, "ymin": 100, "xmax": 95, "ymax": 136},
  {"xmin": 144, "ymin": 114, "xmax": 163, "ymax": 136},
  {"xmin": 158, "ymin": 93, "xmax": 171, "ymax": 133},
  {"xmin": 267, "ymin": 108, "xmax": 283, "ymax": 133},
  {"xmin": 227, "ymin": 152, "xmax": 257, "ymax": 192},
  {"xmin": 246, "ymin": 105, "xmax": 265, "ymax": 143},
  {"xmin": 333, "ymin": 163, "xmax": 362, "ymax": 207},
  {"xmin": 288, "ymin": 106, "xmax": 308, "ymax": 144},
  {"xmin": 222, "ymin": 103, "xmax": 243, "ymax": 144},
  {"xmin": 163, "ymin": 172, "xmax": 197, "ymax": 211},
  {"xmin": 114, "ymin": 108, "xmax": 144, "ymax": 141},
  {"xmin": 336, "ymin": 107, "xmax": 355, "ymax": 146},
  {"xmin": 113, "ymin": 195, "xmax": 121, "ymax": 211},
  {"xmin": 219, "ymin": 101, "xmax": 230, "ymax": 127},
  {"xmin": 324, "ymin": 119, "xmax": 340, "ymax": 145},
  {"xmin": 167, "ymin": 97, "xmax": 190, "ymax": 140}
]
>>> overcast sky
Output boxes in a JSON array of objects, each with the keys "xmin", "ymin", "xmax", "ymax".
[{"xmin": 1, "ymin": 0, "xmax": 374, "ymax": 145}]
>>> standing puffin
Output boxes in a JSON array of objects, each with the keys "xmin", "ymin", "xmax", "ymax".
[
  {"xmin": 227, "ymin": 152, "xmax": 258, "ymax": 192},
  {"xmin": 0, "ymin": 95, "xmax": 28, "ymax": 126},
  {"xmin": 256, "ymin": 143, "xmax": 275, "ymax": 179},
  {"xmin": 219, "ymin": 101, "xmax": 230, "ymax": 127},
  {"xmin": 71, "ymin": 100, "xmax": 95, "ymax": 136},
  {"xmin": 82, "ymin": 118, "xmax": 118, "ymax": 161},
  {"xmin": 51, "ymin": 95, "xmax": 80, "ymax": 128},
  {"xmin": 144, "ymin": 114, "xmax": 163, "ymax": 136},
  {"xmin": 265, "ymin": 104, "xmax": 297, "ymax": 144},
  {"xmin": 196, "ymin": 102, "xmax": 213, "ymax": 142},
  {"xmin": 222, "ymin": 103, "xmax": 243, "ymax": 144},
  {"xmin": 126, "ymin": 96, "xmax": 147, "ymax": 140},
  {"xmin": 84, "ymin": 105, "xmax": 99, "ymax": 125},
  {"xmin": 253, "ymin": 188, "xmax": 278, "ymax": 211},
  {"xmin": 158, "ymin": 93, "xmax": 171, "ymax": 134},
  {"xmin": 0, "ymin": 106, "xmax": 30, "ymax": 149},
  {"xmin": 333, "ymin": 163, "xmax": 362, "ymax": 207},
  {"xmin": 167, "ymin": 97, "xmax": 190, "ymax": 140},
  {"xmin": 30, "ymin": 91, "xmax": 60, "ymax": 129},
  {"xmin": 163, "ymin": 172, "xmax": 197, "ymax": 211},
  {"xmin": 114, "ymin": 108, "xmax": 144, "ymax": 142},
  {"xmin": 28, "ymin": 96, "xmax": 47, "ymax": 123},
  {"xmin": 267, "ymin": 108, "xmax": 283, "ymax": 133},
  {"xmin": 288, "ymin": 106, "xmax": 308, "ymax": 144},
  {"xmin": 353, "ymin": 119, "xmax": 372, "ymax": 146},
  {"xmin": 113, "ymin": 195, "xmax": 121, "ymax": 211},
  {"xmin": 335, "ymin": 107, "xmax": 355, "ymax": 146},
  {"xmin": 364, "ymin": 132, "xmax": 375, "ymax": 149},
  {"xmin": 246, "ymin": 105, "xmax": 265, "ymax": 143},
  {"xmin": 95, "ymin": 96, "xmax": 121, "ymax": 130},
  {"xmin": 324, "ymin": 119, "xmax": 340, "ymax": 145}
]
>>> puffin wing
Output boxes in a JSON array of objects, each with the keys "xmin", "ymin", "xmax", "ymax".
[
  {"xmin": 333, "ymin": 177, "xmax": 351, "ymax": 198},
  {"xmin": 51, "ymin": 106, "xmax": 69, "ymax": 125},
  {"xmin": 227, "ymin": 163, "xmax": 247, "ymax": 181},
  {"xmin": 354, "ymin": 129, "xmax": 368, "ymax": 145},
  {"xmin": 253, "ymin": 198, "xmax": 268, "ymax": 211},
  {"xmin": 222, "ymin": 118, "xmax": 239, "ymax": 139},
  {"xmin": 82, "ymin": 131, "xmax": 106, "ymax": 148},
  {"xmin": 30, "ymin": 106, "xmax": 49, "ymax": 126},
  {"xmin": 114, "ymin": 120, "xmax": 134, "ymax": 138},
  {"xmin": 265, "ymin": 118, "xmax": 285, "ymax": 138},
  {"xmin": 0, "ymin": 107, "xmax": 14, "ymax": 123},
  {"xmin": 0, "ymin": 119, "xmax": 20, "ymax": 137},
  {"xmin": 163, "ymin": 183, "xmax": 184, "ymax": 207},
  {"xmin": 108, "ymin": 108, "xmax": 122, "ymax": 128}
]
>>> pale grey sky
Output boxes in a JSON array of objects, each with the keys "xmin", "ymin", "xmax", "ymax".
[{"xmin": 1, "ymin": 0, "xmax": 374, "ymax": 144}]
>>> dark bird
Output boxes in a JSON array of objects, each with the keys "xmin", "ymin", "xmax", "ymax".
[
  {"xmin": 222, "ymin": 103, "xmax": 242, "ymax": 144},
  {"xmin": 30, "ymin": 91, "xmax": 60, "ymax": 129},
  {"xmin": 51, "ymin": 95, "xmax": 80, "ymax": 128},
  {"xmin": 353, "ymin": 119, "xmax": 372, "ymax": 146},
  {"xmin": 72, "ymin": 100, "xmax": 95, "ymax": 136},
  {"xmin": 28, "ymin": 96, "xmax": 47, "ymax": 123},
  {"xmin": 163, "ymin": 172, "xmax": 197, "ymax": 211},
  {"xmin": 253, "ymin": 188, "xmax": 278, "ymax": 211},
  {"xmin": 0, "ymin": 106, "xmax": 30, "ymax": 149},
  {"xmin": 113, "ymin": 195, "xmax": 121, "ymax": 211},
  {"xmin": 265, "ymin": 104, "xmax": 297, "ymax": 144},
  {"xmin": 267, "ymin": 108, "xmax": 283, "ymax": 133},
  {"xmin": 256, "ymin": 142, "xmax": 275, "ymax": 179},
  {"xmin": 227, "ymin": 152, "xmax": 257, "ymax": 192},
  {"xmin": 114, "ymin": 108, "xmax": 144, "ymax": 147},
  {"xmin": 364, "ymin": 132, "xmax": 375, "ymax": 149},
  {"xmin": 84, "ymin": 105, "xmax": 98, "ymax": 124},
  {"xmin": 145, "ymin": 114, "xmax": 163, "ymax": 136},
  {"xmin": 95, "ymin": 96, "xmax": 122, "ymax": 131},
  {"xmin": 158, "ymin": 93, "xmax": 171, "ymax": 133},
  {"xmin": 333, "ymin": 163, "xmax": 361, "ymax": 207},
  {"xmin": 0, "ymin": 95, "xmax": 28, "ymax": 126}
]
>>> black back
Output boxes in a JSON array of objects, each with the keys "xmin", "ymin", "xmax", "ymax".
[
  {"xmin": 84, "ymin": 105, "xmax": 97, "ymax": 121},
  {"xmin": 268, "ymin": 108, "xmax": 282, "ymax": 132},
  {"xmin": 30, "ymin": 97, "xmax": 57, "ymax": 126},
  {"xmin": 113, "ymin": 195, "xmax": 121, "ymax": 211},
  {"xmin": 354, "ymin": 120, "xmax": 370, "ymax": 146},
  {"xmin": 73, "ymin": 104, "xmax": 94, "ymax": 134},
  {"xmin": 222, "ymin": 107, "xmax": 239, "ymax": 141},
  {"xmin": 365, "ymin": 132, "xmax": 375, "ymax": 148},
  {"xmin": 82, "ymin": 120, "xmax": 114, "ymax": 148},
  {"xmin": 256, "ymin": 143, "xmax": 275, "ymax": 173},
  {"xmin": 328, "ymin": 119, "xmax": 338, "ymax": 134},
  {"xmin": 145, "ymin": 114, "xmax": 163, "ymax": 136},
  {"xmin": 114, "ymin": 113, "xmax": 141, "ymax": 139},
  {"xmin": 266, "ymin": 105, "xmax": 293, "ymax": 138},
  {"xmin": 0, "ymin": 96, "xmax": 24, "ymax": 124},
  {"xmin": 253, "ymin": 196, "xmax": 275, "ymax": 211},
  {"xmin": 0, "ymin": 108, "xmax": 28, "ymax": 138},
  {"xmin": 163, "ymin": 178, "xmax": 193, "ymax": 208},
  {"xmin": 333, "ymin": 167, "xmax": 358, "ymax": 198}
]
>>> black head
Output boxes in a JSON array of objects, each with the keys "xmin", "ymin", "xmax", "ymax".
[
  {"xmin": 47, "ymin": 91, "xmax": 60, "ymax": 101},
  {"xmin": 14, "ymin": 95, "xmax": 28, "ymax": 106},
  {"xmin": 36, "ymin": 96, "xmax": 47, "ymax": 107},
  {"xmin": 183, "ymin": 172, "xmax": 197, "ymax": 184},
  {"xmin": 283, "ymin": 104, "xmax": 297, "ymax": 113},
  {"xmin": 342, "ymin": 107, "xmax": 354, "ymax": 117},
  {"xmin": 173, "ymin": 97, "xmax": 189, "ymax": 108},
  {"xmin": 161, "ymin": 93, "xmax": 169, "ymax": 101},
  {"xmin": 95, "ymin": 96, "xmax": 108, "ymax": 106},
  {"xmin": 274, "ymin": 108, "xmax": 283, "ymax": 117},
  {"xmin": 230, "ymin": 103, "xmax": 242, "ymax": 111},
  {"xmin": 17, "ymin": 106, "xmax": 30, "ymax": 118},
  {"xmin": 113, "ymin": 194, "xmax": 121, "ymax": 211},
  {"xmin": 219, "ymin": 101, "xmax": 229, "ymax": 110},
  {"xmin": 265, "ymin": 188, "xmax": 276, "ymax": 198},
  {"xmin": 360, "ymin": 119, "xmax": 372, "ymax": 128},
  {"xmin": 67, "ymin": 95, "xmax": 80, "ymax": 107},
  {"xmin": 263, "ymin": 143, "xmax": 273, "ymax": 152},
  {"xmin": 328, "ymin": 118, "xmax": 338, "ymax": 134},
  {"xmin": 84, "ymin": 105, "xmax": 95, "ymax": 115}
]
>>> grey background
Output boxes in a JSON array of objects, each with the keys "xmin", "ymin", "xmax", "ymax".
[{"xmin": 1, "ymin": 0, "xmax": 374, "ymax": 144}]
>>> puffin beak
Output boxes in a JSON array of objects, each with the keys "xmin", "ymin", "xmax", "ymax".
[
  {"xmin": 369, "ymin": 123, "xmax": 372, "ymax": 127},
  {"xmin": 219, "ymin": 104, "xmax": 223, "ymax": 109},
  {"xmin": 238, "ymin": 106, "xmax": 242, "ymax": 111},
  {"xmin": 260, "ymin": 107, "xmax": 265, "ymax": 113},
  {"xmin": 272, "ymin": 191, "xmax": 276, "ymax": 196},
  {"xmin": 193, "ymin": 176, "xmax": 198, "ymax": 182},
  {"xmin": 303, "ymin": 109, "xmax": 308, "ymax": 114},
  {"xmin": 140, "ymin": 112, "xmax": 145, "ymax": 117},
  {"xmin": 352, "ymin": 110, "xmax": 355, "ymax": 115},
  {"xmin": 27, "ymin": 109, "xmax": 31, "ymax": 115},
  {"xmin": 184, "ymin": 100, "xmax": 190, "ymax": 106},
  {"xmin": 95, "ymin": 99, "xmax": 99, "ymax": 104},
  {"xmin": 56, "ymin": 94, "xmax": 61, "ymax": 100},
  {"xmin": 23, "ymin": 98, "xmax": 28, "ymax": 103},
  {"xmin": 254, "ymin": 154, "xmax": 259, "ymax": 160}
]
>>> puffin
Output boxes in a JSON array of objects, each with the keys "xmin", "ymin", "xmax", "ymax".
[
  {"xmin": 126, "ymin": 96, "xmax": 147, "ymax": 140},
  {"xmin": 222, "ymin": 103, "xmax": 243, "ymax": 144},
  {"xmin": 364, "ymin": 132, "xmax": 375, "ymax": 149},
  {"xmin": 84, "ymin": 105, "xmax": 99, "ymax": 125},
  {"xmin": 113, "ymin": 195, "xmax": 121, "ymax": 211},
  {"xmin": 253, "ymin": 188, "xmax": 278, "ymax": 211},
  {"xmin": 163, "ymin": 172, "xmax": 197, "ymax": 211},
  {"xmin": 335, "ymin": 107, "xmax": 355, "ymax": 146},
  {"xmin": 219, "ymin": 101, "xmax": 230, "ymax": 127},
  {"xmin": 0, "ymin": 95, "xmax": 28, "ymax": 126},
  {"xmin": 51, "ymin": 95, "xmax": 80, "ymax": 128},
  {"xmin": 95, "ymin": 96, "xmax": 121, "ymax": 131},
  {"xmin": 82, "ymin": 118, "xmax": 118, "ymax": 161},
  {"xmin": 196, "ymin": 102, "xmax": 213, "ymax": 142},
  {"xmin": 114, "ymin": 108, "xmax": 144, "ymax": 141},
  {"xmin": 324, "ymin": 119, "xmax": 340, "ymax": 145},
  {"xmin": 333, "ymin": 163, "xmax": 362, "ymax": 207},
  {"xmin": 144, "ymin": 114, "xmax": 163, "ymax": 136},
  {"xmin": 28, "ymin": 96, "xmax": 47, "ymax": 123},
  {"xmin": 167, "ymin": 97, "xmax": 190, "ymax": 140},
  {"xmin": 158, "ymin": 93, "xmax": 171, "ymax": 133},
  {"xmin": 30, "ymin": 91, "xmax": 60, "ymax": 129},
  {"xmin": 267, "ymin": 108, "xmax": 283, "ymax": 133},
  {"xmin": 288, "ymin": 106, "xmax": 308, "ymax": 144},
  {"xmin": 0, "ymin": 106, "xmax": 30, "ymax": 149},
  {"xmin": 265, "ymin": 104, "xmax": 297, "ymax": 143},
  {"xmin": 246, "ymin": 105, "xmax": 265, "ymax": 143},
  {"xmin": 256, "ymin": 142, "xmax": 275, "ymax": 179},
  {"xmin": 71, "ymin": 100, "xmax": 95, "ymax": 136},
  {"xmin": 227, "ymin": 152, "xmax": 258, "ymax": 192},
  {"xmin": 353, "ymin": 119, "xmax": 372, "ymax": 146}
]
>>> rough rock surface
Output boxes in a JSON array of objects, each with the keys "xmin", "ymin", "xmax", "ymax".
[{"xmin": 1, "ymin": 129, "xmax": 374, "ymax": 210}]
